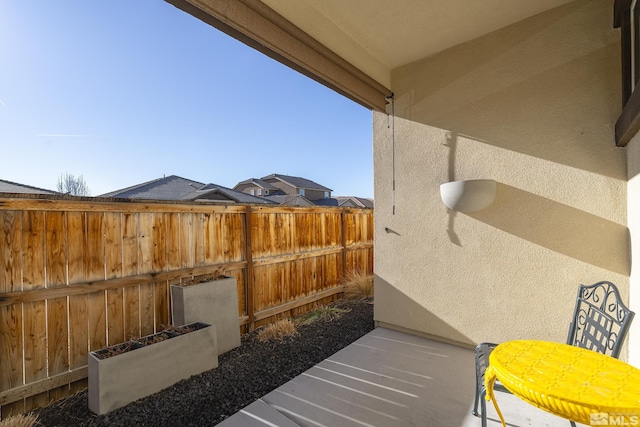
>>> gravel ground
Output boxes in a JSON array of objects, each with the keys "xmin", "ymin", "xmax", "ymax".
[{"xmin": 32, "ymin": 299, "xmax": 374, "ymax": 427}]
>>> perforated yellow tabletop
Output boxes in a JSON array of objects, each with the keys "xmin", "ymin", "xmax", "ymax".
[{"xmin": 484, "ymin": 340, "xmax": 640, "ymax": 426}]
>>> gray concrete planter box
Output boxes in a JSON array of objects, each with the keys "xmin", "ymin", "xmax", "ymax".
[
  {"xmin": 171, "ymin": 276, "xmax": 240, "ymax": 355},
  {"xmin": 88, "ymin": 322, "xmax": 218, "ymax": 415}
]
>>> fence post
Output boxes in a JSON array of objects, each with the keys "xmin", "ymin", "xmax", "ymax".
[
  {"xmin": 244, "ymin": 205, "xmax": 255, "ymax": 332},
  {"xmin": 341, "ymin": 209, "xmax": 347, "ymax": 281}
]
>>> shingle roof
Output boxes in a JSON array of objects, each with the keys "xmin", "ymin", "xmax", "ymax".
[
  {"xmin": 335, "ymin": 196, "xmax": 374, "ymax": 208},
  {"xmin": 100, "ymin": 175, "xmax": 275, "ymax": 204},
  {"xmin": 264, "ymin": 194, "xmax": 314, "ymax": 206},
  {"xmin": 100, "ymin": 175, "xmax": 205, "ymax": 200},
  {"xmin": 186, "ymin": 183, "xmax": 277, "ymax": 204},
  {"xmin": 234, "ymin": 178, "xmax": 279, "ymax": 190},
  {"xmin": 261, "ymin": 174, "xmax": 332, "ymax": 192},
  {"xmin": 0, "ymin": 179, "xmax": 59, "ymax": 195},
  {"xmin": 313, "ymin": 198, "xmax": 339, "ymax": 207}
]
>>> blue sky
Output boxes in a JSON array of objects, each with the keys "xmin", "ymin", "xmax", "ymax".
[{"xmin": 0, "ymin": 2, "xmax": 373, "ymax": 198}]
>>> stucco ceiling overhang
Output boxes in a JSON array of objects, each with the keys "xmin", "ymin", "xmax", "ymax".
[
  {"xmin": 260, "ymin": 0, "xmax": 576, "ymax": 88},
  {"xmin": 167, "ymin": 0, "xmax": 576, "ymax": 110}
]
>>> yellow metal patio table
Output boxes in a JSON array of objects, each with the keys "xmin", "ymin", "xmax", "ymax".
[{"xmin": 484, "ymin": 339, "xmax": 640, "ymax": 426}]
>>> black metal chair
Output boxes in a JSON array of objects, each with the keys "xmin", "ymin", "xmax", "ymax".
[{"xmin": 472, "ymin": 281, "xmax": 634, "ymax": 427}]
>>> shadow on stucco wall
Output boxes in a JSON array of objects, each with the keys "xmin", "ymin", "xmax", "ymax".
[
  {"xmin": 469, "ymin": 183, "xmax": 631, "ymax": 276},
  {"xmin": 391, "ymin": 0, "xmax": 624, "ymax": 180},
  {"xmin": 373, "ymin": 274, "xmax": 476, "ymax": 348}
]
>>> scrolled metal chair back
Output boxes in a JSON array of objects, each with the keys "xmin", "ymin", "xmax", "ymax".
[{"xmin": 566, "ymin": 281, "xmax": 634, "ymax": 359}]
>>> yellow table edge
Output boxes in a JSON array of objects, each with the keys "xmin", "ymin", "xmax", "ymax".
[{"xmin": 484, "ymin": 340, "xmax": 640, "ymax": 426}]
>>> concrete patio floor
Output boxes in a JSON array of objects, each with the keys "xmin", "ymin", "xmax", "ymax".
[{"xmin": 218, "ymin": 327, "xmax": 587, "ymax": 427}]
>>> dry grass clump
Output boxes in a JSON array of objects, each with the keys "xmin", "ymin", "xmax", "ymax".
[
  {"xmin": 0, "ymin": 414, "xmax": 39, "ymax": 427},
  {"xmin": 295, "ymin": 305, "xmax": 351, "ymax": 326},
  {"xmin": 256, "ymin": 319, "xmax": 298, "ymax": 342},
  {"xmin": 342, "ymin": 270, "xmax": 374, "ymax": 301}
]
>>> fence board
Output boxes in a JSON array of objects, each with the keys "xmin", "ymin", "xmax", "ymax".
[
  {"xmin": 292, "ymin": 259, "xmax": 301, "ymax": 302},
  {"xmin": 166, "ymin": 213, "xmax": 181, "ymax": 270},
  {"xmin": 179, "ymin": 213, "xmax": 194, "ymax": 268},
  {"xmin": 47, "ymin": 296, "xmax": 69, "ymax": 401},
  {"xmin": 67, "ymin": 212, "xmax": 85, "ymax": 284},
  {"xmin": 253, "ymin": 213, "xmax": 268, "ymax": 258},
  {"xmin": 85, "ymin": 212, "xmax": 105, "ymax": 282},
  {"xmin": 224, "ymin": 213, "xmax": 240, "ymax": 262},
  {"xmin": 253, "ymin": 265, "xmax": 266, "ymax": 312},
  {"xmin": 232, "ymin": 269, "xmax": 246, "ymax": 317},
  {"xmin": 138, "ymin": 214, "xmax": 154, "ymax": 275},
  {"xmin": 208, "ymin": 213, "xmax": 221, "ymax": 265},
  {"xmin": 279, "ymin": 213, "xmax": 292, "ymax": 253},
  {"xmin": 107, "ymin": 288, "xmax": 125, "ymax": 346},
  {"xmin": 344, "ymin": 212, "xmax": 356, "ymax": 247},
  {"xmin": 317, "ymin": 255, "xmax": 326, "ymax": 290},
  {"xmin": 294, "ymin": 213, "xmax": 306, "ymax": 253},
  {"xmin": 123, "ymin": 285, "xmax": 140, "ymax": 339},
  {"xmin": 105, "ymin": 212, "xmax": 122, "ymax": 280},
  {"xmin": 0, "ymin": 304, "xmax": 23, "ymax": 391},
  {"xmin": 45, "ymin": 212, "xmax": 66, "ymax": 287},
  {"xmin": 23, "ymin": 300, "xmax": 47, "ymax": 411},
  {"xmin": 195, "ymin": 213, "xmax": 206, "ymax": 266},
  {"xmin": 0, "ymin": 211, "xmax": 21, "ymax": 293},
  {"xmin": 122, "ymin": 213, "xmax": 138, "ymax": 276},
  {"xmin": 47, "ymin": 297, "xmax": 69, "ymax": 374},
  {"xmin": 154, "ymin": 280, "xmax": 169, "ymax": 328},
  {"xmin": 1, "ymin": 400, "xmax": 24, "ymax": 419},
  {"xmin": 212, "ymin": 213, "xmax": 224, "ymax": 264},
  {"xmin": 139, "ymin": 282, "xmax": 155, "ymax": 336},
  {"xmin": 21, "ymin": 211, "xmax": 45, "ymax": 290},
  {"xmin": 69, "ymin": 295, "xmax": 88, "ymax": 369},
  {"xmin": 88, "ymin": 291, "xmax": 107, "ymax": 351},
  {"xmin": 152, "ymin": 213, "xmax": 166, "ymax": 272},
  {"xmin": 273, "ymin": 263, "xmax": 283, "ymax": 306}
]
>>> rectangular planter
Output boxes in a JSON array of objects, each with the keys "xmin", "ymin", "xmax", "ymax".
[
  {"xmin": 171, "ymin": 276, "xmax": 240, "ymax": 354},
  {"xmin": 88, "ymin": 322, "xmax": 218, "ymax": 415}
]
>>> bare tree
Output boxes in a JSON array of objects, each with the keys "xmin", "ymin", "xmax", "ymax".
[{"xmin": 57, "ymin": 172, "xmax": 91, "ymax": 196}]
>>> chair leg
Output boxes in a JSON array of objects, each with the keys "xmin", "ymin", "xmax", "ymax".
[
  {"xmin": 480, "ymin": 387, "xmax": 488, "ymax": 427},
  {"xmin": 472, "ymin": 376, "xmax": 481, "ymax": 416}
]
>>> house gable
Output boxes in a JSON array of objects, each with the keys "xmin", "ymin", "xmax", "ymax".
[
  {"xmin": 233, "ymin": 178, "xmax": 281, "ymax": 197},
  {"xmin": 261, "ymin": 173, "xmax": 332, "ymax": 201}
]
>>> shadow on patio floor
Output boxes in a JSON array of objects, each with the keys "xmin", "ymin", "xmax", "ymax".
[{"xmin": 219, "ymin": 327, "xmax": 586, "ymax": 427}]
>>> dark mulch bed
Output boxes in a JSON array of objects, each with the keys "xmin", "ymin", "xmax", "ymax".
[{"xmin": 32, "ymin": 299, "xmax": 374, "ymax": 427}]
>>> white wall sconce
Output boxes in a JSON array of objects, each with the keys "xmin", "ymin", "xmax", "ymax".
[{"xmin": 440, "ymin": 179, "xmax": 497, "ymax": 212}]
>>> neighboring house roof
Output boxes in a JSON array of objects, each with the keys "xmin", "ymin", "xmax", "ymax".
[
  {"xmin": 335, "ymin": 196, "xmax": 374, "ymax": 209},
  {"xmin": 261, "ymin": 174, "xmax": 332, "ymax": 192},
  {"xmin": 100, "ymin": 175, "xmax": 204, "ymax": 200},
  {"xmin": 264, "ymin": 194, "xmax": 315, "ymax": 207},
  {"xmin": 313, "ymin": 198, "xmax": 340, "ymax": 207},
  {"xmin": 100, "ymin": 175, "xmax": 275, "ymax": 204},
  {"xmin": 0, "ymin": 179, "xmax": 59, "ymax": 195},
  {"xmin": 234, "ymin": 178, "xmax": 280, "ymax": 191},
  {"xmin": 184, "ymin": 183, "xmax": 277, "ymax": 204}
]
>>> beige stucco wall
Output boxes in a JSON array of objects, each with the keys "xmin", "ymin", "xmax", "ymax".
[
  {"xmin": 627, "ymin": 132, "xmax": 640, "ymax": 366},
  {"xmin": 373, "ymin": 0, "xmax": 632, "ymax": 359}
]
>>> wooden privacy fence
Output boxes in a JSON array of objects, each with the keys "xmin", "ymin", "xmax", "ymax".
[{"xmin": 0, "ymin": 195, "xmax": 373, "ymax": 417}]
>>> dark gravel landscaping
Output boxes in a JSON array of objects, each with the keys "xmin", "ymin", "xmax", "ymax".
[{"xmin": 32, "ymin": 299, "xmax": 374, "ymax": 427}]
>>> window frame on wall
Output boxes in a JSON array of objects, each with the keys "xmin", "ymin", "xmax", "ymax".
[{"xmin": 615, "ymin": 0, "xmax": 640, "ymax": 146}]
